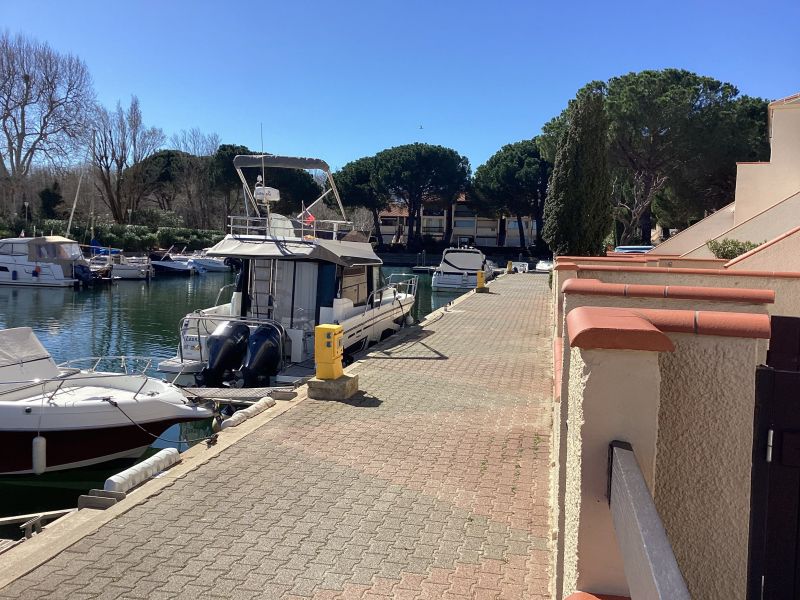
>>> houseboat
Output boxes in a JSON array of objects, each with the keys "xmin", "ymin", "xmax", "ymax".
[{"xmin": 0, "ymin": 236, "xmax": 93, "ymax": 287}]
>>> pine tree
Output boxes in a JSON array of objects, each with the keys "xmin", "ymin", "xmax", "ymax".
[{"xmin": 542, "ymin": 87, "xmax": 611, "ymax": 256}]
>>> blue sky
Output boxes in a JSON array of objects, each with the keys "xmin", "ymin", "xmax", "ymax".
[{"xmin": 3, "ymin": 0, "xmax": 799, "ymax": 171}]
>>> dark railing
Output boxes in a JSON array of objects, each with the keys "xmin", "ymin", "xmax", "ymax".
[{"xmin": 607, "ymin": 441, "xmax": 690, "ymax": 599}]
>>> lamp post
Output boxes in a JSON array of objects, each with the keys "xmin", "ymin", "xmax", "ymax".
[
  {"xmin": 23, "ymin": 201, "xmax": 29, "ymax": 224},
  {"xmin": 127, "ymin": 208, "xmax": 132, "ymax": 225}
]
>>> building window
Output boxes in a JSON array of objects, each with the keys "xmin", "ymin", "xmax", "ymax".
[{"xmin": 454, "ymin": 219, "xmax": 474, "ymax": 228}]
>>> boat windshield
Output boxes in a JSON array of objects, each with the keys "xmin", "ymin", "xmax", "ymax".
[{"xmin": 36, "ymin": 242, "xmax": 83, "ymax": 260}]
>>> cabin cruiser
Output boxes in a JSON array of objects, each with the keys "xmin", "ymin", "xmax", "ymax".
[
  {"xmin": 0, "ymin": 327, "xmax": 212, "ymax": 475},
  {"xmin": 0, "ymin": 236, "xmax": 93, "ymax": 287},
  {"xmin": 158, "ymin": 154, "xmax": 418, "ymax": 388},
  {"xmin": 431, "ymin": 247, "xmax": 494, "ymax": 291}
]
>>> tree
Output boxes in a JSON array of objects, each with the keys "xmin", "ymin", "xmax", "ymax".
[
  {"xmin": 211, "ymin": 144, "xmax": 251, "ymax": 220},
  {"xmin": 538, "ymin": 70, "xmax": 770, "ymax": 244},
  {"xmin": 473, "ymin": 139, "xmax": 551, "ymax": 250},
  {"xmin": 0, "ymin": 32, "xmax": 95, "ymax": 213},
  {"xmin": 335, "ymin": 157, "xmax": 388, "ymax": 245},
  {"xmin": 372, "ymin": 143, "xmax": 470, "ymax": 248},
  {"xmin": 90, "ymin": 96, "xmax": 165, "ymax": 223},
  {"xmin": 38, "ymin": 180, "xmax": 63, "ymax": 218},
  {"xmin": 170, "ymin": 129, "xmax": 220, "ymax": 228},
  {"xmin": 542, "ymin": 86, "xmax": 611, "ymax": 256}
]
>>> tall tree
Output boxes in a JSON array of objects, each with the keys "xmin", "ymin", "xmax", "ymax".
[
  {"xmin": 373, "ymin": 143, "xmax": 470, "ymax": 248},
  {"xmin": 537, "ymin": 70, "xmax": 769, "ymax": 244},
  {"xmin": 170, "ymin": 128, "xmax": 220, "ymax": 228},
  {"xmin": 0, "ymin": 32, "xmax": 95, "ymax": 213},
  {"xmin": 90, "ymin": 96, "xmax": 165, "ymax": 223},
  {"xmin": 335, "ymin": 157, "xmax": 388, "ymax": 245},
  {"xmin": 542, "ymin": 86, "xmax": 611, "ymax": 256},
  {"xmin": 38, "ymin": 180, "xmax": 63, "ymax": 218},
  {"xmin": 212, "ymin": 144, "xmax": 251, "ymax": 220},
  {"xmin": 473, "ymin": 139, "xmax": 551, "ymax": 250}
]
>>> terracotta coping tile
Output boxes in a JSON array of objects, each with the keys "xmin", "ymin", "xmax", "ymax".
[
  {"xmin": 575, "ymin": 264, "xmax": 800, "ymax": 279},
  {"xmin": 724, "ymin": 224, "xmax": 800, "ymax": 268},
  {"xmin": 561, "ymin": 278, "xmax": 775, "ymax": 304},
  {"xmin": 564, "ymin": 593, "xmax": 631, "ymax": 600},
  {"xmin": 567, "ymin": 306, "xmax": 771, "ymax": 351},
  {"xmin": 554, "ymin": 262, "xmax": 579, "ymax": 271},
  {"xmin": 557, "ymin": 255, "xmax": 648, "ymax": 262},
  {"xmin": 567, "ymin": 307, "xmax": 675, "ymax": 352}
]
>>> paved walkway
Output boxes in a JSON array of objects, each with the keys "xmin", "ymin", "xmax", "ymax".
[{"xmin": 0, "ymin": 274, "xmax": 553, "ymax": 600}]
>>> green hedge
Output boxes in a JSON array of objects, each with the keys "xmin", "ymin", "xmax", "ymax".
[{"xmin": 0, "ymin": 217, "xmax": 224, "ymax": 252}]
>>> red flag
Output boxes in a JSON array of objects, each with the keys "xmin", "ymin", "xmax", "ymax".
[{"xmin": 304, "ymin": 213, "xmax": 315, "ymax": 225}]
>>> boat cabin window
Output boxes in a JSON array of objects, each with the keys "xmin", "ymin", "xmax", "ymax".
[
  {"xmin": 0, "ymin": 242, "xmax": 28, "ymax": 256},
  {"xmin": 341, "ymin": 266, "xmax": 368, "ymax": 306}
]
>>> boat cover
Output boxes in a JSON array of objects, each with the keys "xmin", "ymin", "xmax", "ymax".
[
  {"xmin": 233, "ymin": 155, "xmax": 331, "ymax": 173},
  {"xmin": 206, "ymin": 236, "xmax": 381, "ymax": 267}
]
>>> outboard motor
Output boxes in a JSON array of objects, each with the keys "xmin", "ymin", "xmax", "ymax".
[
  {"xmin": 73, "ymin": 264, "xmax": 93, "ymax": 286},
  {"xmin": 233, "ymin": 325, "xmax": 284, "ymax": 388},
  {"xmin": 195, "ymin": 321, "xmax": 250, "ymax": 387}
]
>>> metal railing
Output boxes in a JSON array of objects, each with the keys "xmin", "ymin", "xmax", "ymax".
[
  {"xmin": 226, "ymin": 215, "xmax": 356, "ymax": 240},
  {"xmin": 607, "ymin": 441, "xmax": 690, "ymax": 599}
]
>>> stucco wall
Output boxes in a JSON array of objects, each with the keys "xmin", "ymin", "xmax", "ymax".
[
  {"xmin": 683, "ymin": 190, "xmax": 800, "ymax": 258},
  {"xmin": 576, "ymin": 268, "xmax": 800, "ymax": 318},
  {"xmin": 561, "ymin": 348, "xmax": 661, "ymax": 598},
  {"xmin": 649, "ymin": 203, "xmax": 735, "ymax": 256},
  {"xmin": 734, "ymin": 107, "xmax": 800, "ymax": 225},
  {"xmin": 656, "ymin": 334, "xmax": 758, "ymax": 600},
  {"xmin": 725, "ymin": 229, "xmax": 800, "ymax": 272}
]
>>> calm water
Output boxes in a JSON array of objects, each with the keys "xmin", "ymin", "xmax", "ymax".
[{"xmin": 0, "ymin": 267, "xmax": 461, "ymax": 517}]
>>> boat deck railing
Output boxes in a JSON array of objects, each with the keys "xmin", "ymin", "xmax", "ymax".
[{"xmin": 227, "ymin": 215, "xmax": 358, "ymax": 241}]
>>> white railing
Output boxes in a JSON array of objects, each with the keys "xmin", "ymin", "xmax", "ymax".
[{"xmin": 226, "ymin": 215, "xmax": 357, "ymax": 240}]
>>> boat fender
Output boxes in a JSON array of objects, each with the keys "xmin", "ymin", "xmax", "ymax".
[
  {"xmin": 33, "ymin": 265, "xmax": 41, "ymax": 277},
  {"xmin": 104, "ymin": 448, "xmax": 180, "ymax": 494},
  {"xmin": 32, "ymin": 435, "xmax": 46, "ymax": 475},
  {"xmin": 220, "ymin": 397, "xmax": 276, "ymax": 429}
]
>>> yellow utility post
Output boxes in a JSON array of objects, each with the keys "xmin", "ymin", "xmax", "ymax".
[
  {"xmin": 476, "ymin": 270, "xmax": 488, "ymax": 293},
  {"xmin": 506, "ymin": 260, "xmax": 514, "ymax": 274},
  {"xmin": 315, "ymin": 324, "xmax": 344, "ymax": 380}
]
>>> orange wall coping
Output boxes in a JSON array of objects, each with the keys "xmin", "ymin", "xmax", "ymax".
[
  {"xmin": 567, "ymin": 306, "xmax": 771, "ymax": 351},
  {"xmin": 564, "ymin": 594, "xmax": 631, "ymax": 600},
  {"xmin": 561, "ymin": 278, "xmax": 775, "ymax": 304},
  {"xmin": 554, "ymin": 262, "xmax": 579, "ymax": 271},
  {"xmin": 725, "ymin": 224, "xmax": 800, "ymax": 268},
  {"xmin": 575, "ymin": 264, "xmax": 800, "ymax": 279},
  {"xmin": 558, "ymin": 255, "xmax": 648, "ymax": 262}
]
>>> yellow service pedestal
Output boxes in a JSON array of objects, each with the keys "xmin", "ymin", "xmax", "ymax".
[
  {"xmin": 308, "ymin": 324, "xmax": 359, "ymax": 400},
  {"xmin": 314, "ymin": 324, "xmax": 344, "ymax": 380},
  {"xmin": 506, "ymin": 260, "xmax": 514, "ymax": 274},
  {"xmin": 476, "ymin": 270, "xmax": 489, "ymax": 293}
]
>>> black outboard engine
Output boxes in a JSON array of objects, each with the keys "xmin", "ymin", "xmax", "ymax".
[
  {"xmin": 234, "ymin": 325, "xmax": 284, "ymax": 388},
  {"xmin": 73, "ymin": 264, "xmax": 93, "ymax": 286},
  {"xmin": 195, "ymin": 321, "xmax": 250, "ymax": 387}
]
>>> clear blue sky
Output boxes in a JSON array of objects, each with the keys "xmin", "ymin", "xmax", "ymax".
[{"xmin": 4, "ymin": 0, "xmax": 799, "ymax": 171}]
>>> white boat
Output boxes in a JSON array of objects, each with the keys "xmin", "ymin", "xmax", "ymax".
[
  {"xmin": 0, "ymin": 236, "xmax": 93, "ymax": 287},
  {"xmin": 89, "ymin": 253, "xmax": 153, "ymax": 280},
  {"xmin": 159, "ymin": 154, "xmax": 418, "ymax": 388},
  {"xmin": 148, "ymin": 251, "xmax": 196, "ymax": 276},
  {"xmin": 534, "ymin": 259, "xmax": 554, "ymax": 272},
  {"xmin": 431, "ymin": 247, "xmax": 494, "ymax": 291},
  {"xmin": 0, "ymin": 327, "xmax": 213, "ymax": 475},
  {"xmin": 171, "ymin": 249, "xmax": 230, "ymax": 273}
]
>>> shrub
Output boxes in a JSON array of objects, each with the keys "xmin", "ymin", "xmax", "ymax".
[{"xmin": 706, "ymin": 238, "xmax": 763, "ymax": 260}]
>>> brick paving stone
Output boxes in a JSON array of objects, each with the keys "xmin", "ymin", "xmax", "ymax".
[{"xmin": 0, "ymin": 274, "xmax": 553, "ymax": 599}]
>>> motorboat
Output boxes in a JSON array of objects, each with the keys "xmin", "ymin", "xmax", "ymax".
[
  {"xmin": 158, "ymin": 154, "xmax": 418, "ymax": 388},
  {"xmin": 0, "ymin": 236, "xmax": 93, "ymax": 287},
  {"xmin": 148, "ymin": 251, "xmax": 195, "ymax": 276},
  {"xmin": 89, "ymin": 251, "xmax": 153, "ymax": 280},
  {"xmin": 431, "ymin": 247, "xmax": 494, "ymax": 291},
  {"xmin": 534, "ymin": 259, "xmax": 554, "ymax": 272},
  {"xmin": 0, "ymin": 327, "xmax": 213, "ymax": 475},
  {"xmin": 171, "ymin": 249, "xmax": 230, "ymax": 273}
]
